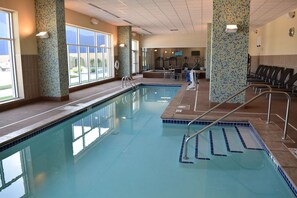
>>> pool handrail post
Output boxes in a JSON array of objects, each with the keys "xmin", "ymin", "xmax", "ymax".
[
  {"xmin": 121, "ymin": 76, "xmax": 125, "ymax": 88},
  {"xmin": 187, "ymin": 84, "xmax": 272, "ymax": 137},
  {"xmin": 283, "ymin": 92, "xmax": 291, "ymax": 140},
  {"xmin": 266, "ymin": 93, "xmax": 272, "ymax": 124},
  {"xmin": 183, "ymin": 90, "xmax": 291, "ymax": 160},
  {"xmin": 121, "ymin": 76, "xmax": 136, "ymax": 89}
]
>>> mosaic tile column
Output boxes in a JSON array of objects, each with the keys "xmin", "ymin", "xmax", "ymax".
[
  {"xmin": 205, "ymin": 23, "xmax": 212, "ymax": 80},
  {"xmin": 35, "ymin": 0, "xmax": 69, "ymax": 100},
  {"xmin": 118, "ymin": 26, "xmax": 132, "ymax": 77},
  {"xmin": 210, "ymin": 0, "xmax": 250, "ymax": 103}
]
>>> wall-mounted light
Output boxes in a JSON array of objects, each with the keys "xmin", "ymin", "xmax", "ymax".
[
  {"xmin": 119, "ymin": 43, "xmax": 126, "ymax": 48},
  {"xmin": 36, "ymin": 31, "xmax": 49, "ymax": 38},
  {"xmin": 90, "ymin": 17, "xmax": 99, "ymax": 25},
  {"xmin": 225, "ymin": 25, "xmax": 238, "ymax": 33}
]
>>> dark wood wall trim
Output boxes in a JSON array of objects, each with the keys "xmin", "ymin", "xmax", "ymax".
[
  {"xmin": 41, "ymin": 95, "xmax": 69, "ymax": 102},
  {"xmin": 69, "ymin": 77, "xmax": 120, "ymax": 92},
  {"xmin": 0, "ymin": 97, "xmax": 41, "ymax": 112}
]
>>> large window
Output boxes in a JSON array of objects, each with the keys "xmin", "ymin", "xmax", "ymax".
[
  {"xmin": 132, "ymin": 40, "xmax": 139, "ymax": 74},
  {"xmin": 0, "ymin": 10, "xmax": 18, "ymax": 102},
  {"xmin": 66, "ymin": 25, "xmax": 113, "ymax": 87},
  {"xmin": 142, "ymin": 48, "xmax": 148, "ymax": 71}
]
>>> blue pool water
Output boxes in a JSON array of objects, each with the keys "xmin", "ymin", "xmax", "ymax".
[{"xmin": 0, "ymin": 85, "xmax": 295, "ymax": 198}]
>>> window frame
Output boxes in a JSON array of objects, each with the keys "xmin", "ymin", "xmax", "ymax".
[
  {"xmin": 66, "ymin": 25, "xmax": 114, "ymax": 87},
  {"xmin": 0, "ymin": 10, "xmax": 19, "ymax": 102}
]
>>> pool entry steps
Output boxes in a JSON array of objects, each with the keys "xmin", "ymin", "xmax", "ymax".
[{"xmin": 179, "ymin": 126, "xmax": 263, "ymax": 164}]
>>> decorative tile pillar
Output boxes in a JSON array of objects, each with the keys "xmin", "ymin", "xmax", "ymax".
[
  {"xmin": 117, "ymin": 26, "xmax": 132, "ymax": 77},
  {"xmin": 35, "ymin": 0, "xmax": 69, "ymax": 101},
  {"xmin": 210, "ymin": 0, "xmax": 250, "ymax": 103},
  {"xmin": 205, "ymin": 23, "xmax": 212, "ymax": 80}
]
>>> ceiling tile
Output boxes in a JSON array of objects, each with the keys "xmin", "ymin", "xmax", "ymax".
[{"xmin": 65, "ymin": 0, "xmax": 297, "ymax": 34}]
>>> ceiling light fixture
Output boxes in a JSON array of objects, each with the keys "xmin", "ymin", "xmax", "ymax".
[{"xmin": 90, "ymin": 17, "xmax": 99, "ymax": 25}]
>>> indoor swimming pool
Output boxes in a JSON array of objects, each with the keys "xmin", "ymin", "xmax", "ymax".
[{"xmin": 0, "ymin": 85, "xmax": 295, "ymax": 198}]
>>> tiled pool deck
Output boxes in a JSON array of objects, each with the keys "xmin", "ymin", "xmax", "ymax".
[{"xmin": 0, "ymin": 76, "xmax": 297, "ymax": 191}]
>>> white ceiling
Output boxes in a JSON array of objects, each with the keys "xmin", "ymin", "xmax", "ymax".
[{"xmin": 65, "ymin": 0, "xmax": 297, "ymax": 35}]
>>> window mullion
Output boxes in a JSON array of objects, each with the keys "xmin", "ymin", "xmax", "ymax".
[{"xmin": 66, "ymin": 25, "xmax": 113, "ymax": 87}]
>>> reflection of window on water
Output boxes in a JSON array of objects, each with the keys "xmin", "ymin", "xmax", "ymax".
[
  {"xmin": 72, "ymin": 103, "xmax": 116, "ymax": 156},
  {"xmin": 0, "ymin": 151, "xmax": 28, "ymax": 197},
  {"xmin": 132, "ymin": 91, "xmax": 140, "ymax": 112}
]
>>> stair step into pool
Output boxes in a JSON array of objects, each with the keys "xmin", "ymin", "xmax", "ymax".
[{"xmin": 179, "ymin": 125, "xmax": 264, "ymax": 164}]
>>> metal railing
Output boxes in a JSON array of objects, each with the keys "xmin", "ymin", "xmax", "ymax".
[
  {"xmin": 187, "ymin": 84, "xmax": 272, "ymax": 136},
  {"xmin": 183, "ymin": 89, "xmax": 291, "ymax": 160},
  {"xmin": 121, "ymin": 76, "xmax": 136, "ymax": 89}
]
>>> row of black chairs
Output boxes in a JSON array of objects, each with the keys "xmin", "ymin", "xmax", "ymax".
[{"xmin": 247, "ymin": 65, "xmax": 297, "ymax": 94}]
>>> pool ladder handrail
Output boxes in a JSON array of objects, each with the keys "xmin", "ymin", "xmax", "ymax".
[
  {"xmin": 184, "ymin": 88, "xmax": 291, "ymax": 160},
  {"xmin": 121, "ymin": 76, "xmax": 136, "ymax": 89},
  {"xmin": 187, "ymin": 84, "xmax": 272, "ymax": 136}
]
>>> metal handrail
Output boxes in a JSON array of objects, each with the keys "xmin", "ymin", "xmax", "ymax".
[
  {"xmin": 121, "ymin": 76, "xmax": 136, "ymax": 89},
  {"xmin": 183, "ymin": 90, "xmax": 291, "ymax": 160},
  {"xmin": 121, "ymin": 76, "xmax": 125, "ymax": 88},
  {"xmin": 126, "ymin": 76, "xmax": 136, "ymax": 89},
  {"xmin": 187, "ymin": 84, "xmax": 272, "ymax": 136}
]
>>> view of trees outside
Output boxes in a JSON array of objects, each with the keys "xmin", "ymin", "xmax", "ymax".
[
  {"xmin": 66, "ymin": 25, "xmax": 113, "ymax": 87},
  {"xmin": 0, "ymin": 10, "xmax": 16, "ymax": 102}
]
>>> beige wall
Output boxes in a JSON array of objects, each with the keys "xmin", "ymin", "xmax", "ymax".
[
  {"xmin": 65, "ymin": 9, "xmax": 118, "ymax": 56},
  {"xmin": 0, "ymin": 0, "xmax": 38, "ymax": 55},
  {"xmin": 142, "ymin": 32, "xmax": 207, "ymax": 48},
  {"xmin": 248, "ymin": 8, "xmax": 297, "ymax": 73},
  {"xmin": 249, "ymin": 8, "xmax": 297, "ymax": 56}
]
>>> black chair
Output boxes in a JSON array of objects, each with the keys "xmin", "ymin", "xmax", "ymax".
[
  {"xmin": 260, "ymin": 69, "xmax": 295, "ymax": 93},
  {"xmin": 270, "ymin": 67, "xmax": 284, "ymax": 85},
  {"xmin": 268, "ymin": 73, "xmax": 297, "ymax": 95},
  {"xmin": 249, "ymin": 66, "xmax": 276, "ymax": 83},
  {"xmin": 248, "ymin": 65, "xmax": 264, "ymax": 78},
  {"xmin": 248, "ymin": 65, "xmax": 269, "ymax": 82},
  {"xmin": 252, "ymin": 67, "xmax": 283, "ymax": 93},
  {"xmin": 273, "ymin": 68, "xmax": 294, "ymax": 88}
]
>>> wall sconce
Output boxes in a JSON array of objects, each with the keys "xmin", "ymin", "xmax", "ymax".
[
  {"xmin": 90, "ymin": 17, "xmax": 99, "ymax": 25},
  {"xmin": 36, "ymin": 31, "xmax": 49, "ymax": 38},
  {"xmin": 119, "ymin": 43, "xmax": 126, "ymax": 48},
  {"xmin": 225, "ymin": 25, "xmax": 238, "ymax": 33}
]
